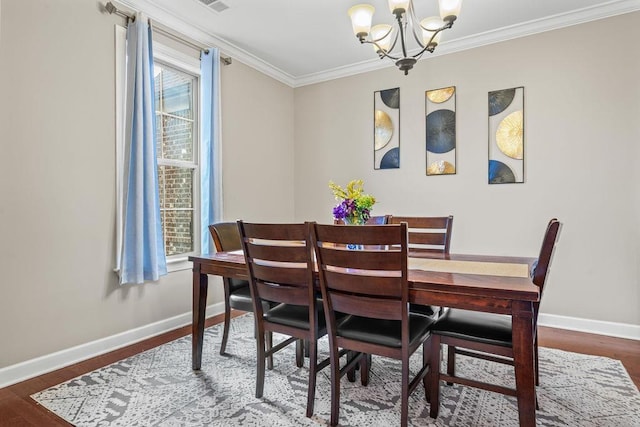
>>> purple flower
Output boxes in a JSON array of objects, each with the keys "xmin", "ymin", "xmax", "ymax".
[{"xmin": 332, "ymin": 203, "xmax": 347, "ymax": 219}]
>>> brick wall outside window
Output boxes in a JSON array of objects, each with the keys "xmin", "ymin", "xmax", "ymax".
[{"xmin": 155, "ymin": 64, "xmax": 197, "ymax": 256}]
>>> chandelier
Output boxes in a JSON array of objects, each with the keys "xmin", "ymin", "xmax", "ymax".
[{"xmin": 348, "ymin": 0, "xmax": 462, "ymax": 75}]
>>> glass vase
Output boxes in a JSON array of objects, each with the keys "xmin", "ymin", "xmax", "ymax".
[{"xmin": 343, "ymin": 217, "xmax": 364, "ymax": 250}]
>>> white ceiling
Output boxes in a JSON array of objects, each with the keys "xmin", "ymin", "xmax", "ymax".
[{"xmin": 121, "ymin": 0, "xmax": 640, "ymax": 86}]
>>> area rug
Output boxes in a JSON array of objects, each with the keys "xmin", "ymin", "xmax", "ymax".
[{"xmin": 32, "ymin": 314, "xmax": 640, "ymax": 426}]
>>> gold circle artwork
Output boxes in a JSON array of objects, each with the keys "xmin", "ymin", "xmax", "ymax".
[
  {"xmin": 374, "ymin": 110, "xmax": 394, "ymax": 150},
  {"xmin": 427, "ymin": 160, "xmax": 455, "ymax": 175},
  {"xmin": 427, "ymin": 87, "xmax": 455, "ymax": 104},
  {"xmin": 496, "ymin": 110, "xmax": 523, "ymax": 159}
]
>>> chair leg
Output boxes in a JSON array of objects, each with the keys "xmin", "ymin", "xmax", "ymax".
[
  {"xmin": 401, "ymin": 352, "xmax": 409, "ymax": 427},
  {"xmin": 329, "ymin": 346, "xmax": 341, "ymax": 426},
  {"xmin": 220, "ymin": 304, "xmax": 231, "ymax": 355},
  {"xmin": 296, "ymin": 339, "xmax": 304, "ymax": 367},
  {"xmin": 429, "ymin": 335, "xmax": 441, "ymax": 419},
  {"xmin": 255, "ymin": 330, "xmax": 266, "ymax": 398},
  {"xmin": 306, "ymin": 338, "xmax": 318, "ymax": 418},
  {"xmin": 423, "ymin": 338, "xmax": 431, "ymax": 403},
  {"xmin": 361, "ymin": 353, "xmax": 370, "ymax": 386},
  {"xmin": 266, "ymin": 332, "xmax": 273, "ymax": 370},
  {"xmin": 347, "ymin": 351, "xmax": 356, "ymax": 383},
  {"xmin": 534, "ymin": 334, "xmax": 540, "ymax": 386},
  {"xmin": 446, "ymin": 345, "xmax": 456, "ymax": 386}
]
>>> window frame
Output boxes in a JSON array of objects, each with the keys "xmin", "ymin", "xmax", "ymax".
[{"xmin": 153, "ymin": 43, "xmax": 202, "ymax": 272}]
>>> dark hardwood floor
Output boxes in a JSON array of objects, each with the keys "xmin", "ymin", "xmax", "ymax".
[{"xmin": 0, "ymin": 313, "xmax": 638, "ymax": 426}]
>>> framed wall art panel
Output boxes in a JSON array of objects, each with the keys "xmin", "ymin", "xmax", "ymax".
[
  {"xmin": 374, "ymin": 87, "xmax": 400, "ymax": 169},
  {"xmin": 425, "ymin": 86, "xmax": 456, "ymax": 175},
  {"xmin": 488, "ymin": 86, "xmax": 524, "ymax": 184}
]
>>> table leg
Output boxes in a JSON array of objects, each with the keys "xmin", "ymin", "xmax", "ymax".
[
  {"xmin": 512, "ymin": 300, "xmax": 536, "ymax": 427},
  {"xmin": 192, "ymin": 263, "xmax": 208, "ymax": 370}
]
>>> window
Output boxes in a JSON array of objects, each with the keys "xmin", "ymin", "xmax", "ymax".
[{"xmin": 154, "ymin": 62, "xmax": 199, "ymax": 257}]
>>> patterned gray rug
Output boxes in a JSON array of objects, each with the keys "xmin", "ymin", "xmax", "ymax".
[{"xmin": 32, "ymin": 314, "xmax": 640, "ymax": 426}]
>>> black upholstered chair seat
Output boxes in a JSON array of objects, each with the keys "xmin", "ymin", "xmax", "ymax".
[
  {"xmin": 264, "ymin": 304, "xmax": 327, "ymax": 331},
  {"xmin": 229, "ymin": 284, "xmax": 273, "ymax": 313},
  {"xmin": 409, "ymin": 303, "xmax": 441, "ymax": 319},
  {"xmin": 337, "ymin": 314, "xmax": 434, "ymax": 348},
  {"xmin": 431, "ymin": 309, "xmax": 512, "ymax": 348},
  {"xmin": 229, "ymin": 278, "xmax": 249, "ymax": 293}
]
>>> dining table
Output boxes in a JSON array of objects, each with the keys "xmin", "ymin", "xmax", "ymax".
[{"xmin": 188, "ymin": 250, "xmax": 540, "ymax": 427}]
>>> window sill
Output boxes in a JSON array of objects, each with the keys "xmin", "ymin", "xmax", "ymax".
[{"xmin": 166, "ymin": 256, "xmax": 193, "ymax": 273}]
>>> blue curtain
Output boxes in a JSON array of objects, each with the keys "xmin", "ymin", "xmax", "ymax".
[
  {"xmin": 200, "ymin": 48, "xmax": 222, "ymax": 256},
  {"xmin": 120, "ymin": 15, "xmax": 167, "ymax": 284}
]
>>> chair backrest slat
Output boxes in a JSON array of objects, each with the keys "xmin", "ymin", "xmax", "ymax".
[
  {"xmin": 317, "ymin": 247, "xmax": 403, "ymax": 271},
  {"xmin": 250, "ymin": 263, "xmax": 310, "ymax": 287},
  {"xmin": 323, "ymin": 270, "xmax": 403, "ymax": 297},
  {"xmin": 320, "ymin": 224, "xmax": 403, "ymax": 246},
  {"xmin": 331, "ymin": 293, "xmax": 403, "ymax": 320},
  {"xmin": 407, "ymin": 231, "xmax": 448, "ymax": 246},
  {"xmin": 239, "ymin": 221, "xmax": 315, "ymax": 312},
  {"xmin": 389, "ymin": 215, "xmax": 453, "ymax": 253},
  {"xmin": 256, "ymin": 281, "xmax": 309, "ymax": 306},
  {"xmin": 245, "ymin": 242, "xmax": 308, "ymax": 263}
]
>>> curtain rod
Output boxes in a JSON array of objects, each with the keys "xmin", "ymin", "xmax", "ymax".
[{"xmin": 104, "ymin": 1, "xmax": 232, "ymax": 65}]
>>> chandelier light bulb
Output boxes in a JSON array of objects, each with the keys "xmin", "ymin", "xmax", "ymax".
[
  {"xmin": 388, "ymin": 0, "xmax": 411, "ymax": 15},
  {"xmin": 348, "ymin": 4, "xmax": 375, "ymax": 39},
  {"xmin": 421, "ymin": 16, "xmax": 444, "ymax": 46},
  {"xmin": 370, "ymin": 24, "xmax": 393, "ymax": 54},
  {"xmin": 438, "ymin": 0, "xmax": 462, "ymax": 22}
]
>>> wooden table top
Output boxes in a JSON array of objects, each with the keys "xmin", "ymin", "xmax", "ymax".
[{"xmin": 190, "ymin": 251, "xmax": 540, "ymax": 303}]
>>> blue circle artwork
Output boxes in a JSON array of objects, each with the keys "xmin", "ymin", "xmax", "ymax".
[
  {"xmin": 380, "ymin": 147, "xmax": 399, "ymax": 169},
  {"xmin": 426, "ymin": 109, "xmax": 456, "ymax": 154},
  {"xmin": 380, "ymin": 88, "xmax": 400, "ymax": 109},
  {"xmin": 488, "ymin": 160, "xmax": 516, "ymax": 184},
  {"xmin": 488, "ymin": 88, "xmax": 516, "ymax": 116}
]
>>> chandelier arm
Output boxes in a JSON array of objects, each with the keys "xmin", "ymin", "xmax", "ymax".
[
  {"xmin": 411, "ymin": 27, "xmax": 427, "ymax": 49},
  {"xmin": 410, "ymin": 44, "xmax": 435, "ymax": 60},
  {"xmin": 411, "ymin": 20, "xmax": 453, "ymax": 59},
  {"xmin": 360, "ymin": 40, "xmax": 401, "ymax": 61},
  {"xmin": 395, "ymin": 12, "xmax": 410, "ymax": 59},
  {"xmin": 408, "ymin": 1, "xmax": 427, "ymax": 49},
  {"xmin": 417, "ymin": 21, "xmax": 453, "ymax": 33},
  {"xmin": 387, "ymin": 31, "xmax": 400, "ymax": 55}
]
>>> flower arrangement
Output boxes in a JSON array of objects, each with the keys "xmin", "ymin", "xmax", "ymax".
[{"xmin": 329, "ymin": 179, "xmax": 376, "ymax": 225}]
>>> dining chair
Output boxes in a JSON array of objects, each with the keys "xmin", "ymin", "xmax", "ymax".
[
  {"xmin": 312, "ymin": 223, "xmax": 434, "ymax": 427},
  {"xmin": 237, "ymin": 221, "xmax": 328, "ymax": 418},
  {"xmin": 388, "ymin": 215, "xmax": 454, "ymax": 319},
  {"xmin": 208, "ymin": 222, "xmax": 274, "ymax": 368},
  {"xmin": 428, "ymin": 218, "xmax": 562, "ymax": 419}
]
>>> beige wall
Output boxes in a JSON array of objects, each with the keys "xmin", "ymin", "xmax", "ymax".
[
  {"xmin": 294, "ymin": 12, "xmax": 640, "ymax": 325},
  {"xmin": 0, "ymin": 0, "xmax": 294, "ymax": 368}
]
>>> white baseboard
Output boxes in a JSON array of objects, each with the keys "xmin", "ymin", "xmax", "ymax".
[
  {"xmin": 2, "ymin": 307, "xmax": 637, "ymax": 389},
  {"xmin": 538, "ymin": 313, "xmax": 640, "ymax": 341},
  {"xmin": 0, "ymin": 302, "xmax": 224, "ymax": 389}
]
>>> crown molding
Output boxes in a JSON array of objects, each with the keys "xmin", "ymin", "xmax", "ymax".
[
  {"xmin": 293, "ymin": 0, "xmax": 640, "ymax": 87},
  {"xmin": 113, "ymin": 0, "xmax": 296, "ymax": 87},
  {"xmin": 113, "ymin": 0, "xmax": 640, "ymax": 89}
]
